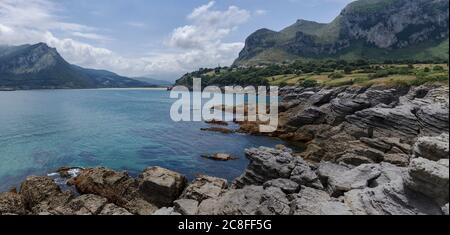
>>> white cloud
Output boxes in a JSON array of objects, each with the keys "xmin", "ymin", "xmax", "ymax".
[
  {"xmin": 0, "ymin": 0, "xmax": 250, "ymax": 79},
  {"xmin": 254, "ymin": 9, "xmax": 268, "ymax": 16}
]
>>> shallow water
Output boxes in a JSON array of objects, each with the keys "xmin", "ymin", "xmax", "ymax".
[{"xmin": 0, "ymin": 89, "xmax": 292, "ymax": 191}]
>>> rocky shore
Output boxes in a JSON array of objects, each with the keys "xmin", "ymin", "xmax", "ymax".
[{"xmin": 0, "ymin": 84, "xmax": 448, "ymax": 215}]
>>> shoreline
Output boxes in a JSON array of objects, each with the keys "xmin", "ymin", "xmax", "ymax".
[{"xmin": 1, "ymin": 83, "xmax": 448, "ymax": 215}]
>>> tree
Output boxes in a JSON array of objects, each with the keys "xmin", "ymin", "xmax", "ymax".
[{"xmin": 344, "ymin": 67, "xmax": 353, "ymax": 74}]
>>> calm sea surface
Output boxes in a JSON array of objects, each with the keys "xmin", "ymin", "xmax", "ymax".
[{"xmin": 0, "ymin": 89, "xmax": 292, "ymax": 191}]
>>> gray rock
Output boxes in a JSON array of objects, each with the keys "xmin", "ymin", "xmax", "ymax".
[
  {"xmin": 235, "ymin": 147, "xmax": 319, "ymax": 189},
  {"xmin": 290, "ymin": 163, "xmax": 323, "ymax": 189},
  {"xmin": 181, "ymin": 175, "xmax": 228, "ymax": 202},
  {"xmin": 174, "ymin": 199, "xmax": 199, "ymax": 215},
  {"xmin": 344, "ymin": 162, "xmax": 442, "ymax": 215},
  {"xmin": 290, "ymin": 186, "xmax": 353, "ymax": 215},
  {"xmin": 234, "ymin": 147, "xmax": 297, "ymax": 187},
  {"xmin": 138, "ymin": 166, "xmax": 187, "ymax": 207},
  {"xmin": 413, "ymin": 134, "xmax": 449, "ymax": 161},
  {"xmin": 198, "ymin": 185, "xmax": 290, "ymax": 215},
  {"xmin": 263, "ymin": 179, "xmax": 300, "ymax": 194},
  {"xmin": 321, "ymin": 163, "xmax": 382, "ymax": 196},
  {"xmin": 153, "ymin": 207, "xmax": 181, "ymax": 215},
  {"xmin": 405, "ymin": 157, "xmax": 449, "ymax": 205},
  {"xmin": 442, "ymin": 204, "xmax": 449, "ymax": 215}
]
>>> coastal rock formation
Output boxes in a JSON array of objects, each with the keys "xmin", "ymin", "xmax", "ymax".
[
  {"xmin": 1, "ymin": 83, "xmax": 448, "ymax": 215},
  {"xmin": 69, "ymin": 167, "xmax": 158, "ymax": 215},
  {"xmin": 0, "ymin": 192, "xmax": 26, "ymax": 215},
  {"xmin": 181, "ymin": 175, "xmax": 228, "ymax": 202},
  {"xmin": 138, "ymin": 167, "xmax": 187, "ymax": 207},
  {"xmin": 233, "ymin": 146, "xmax": 322, "ymax": 189}
]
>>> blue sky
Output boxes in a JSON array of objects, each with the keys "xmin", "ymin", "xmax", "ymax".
[{"xmin": 0, "ymin": 0, "xmax": 354, "ymax": 80}]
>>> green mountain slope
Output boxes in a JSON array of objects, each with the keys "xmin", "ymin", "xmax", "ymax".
[
  {"xmin": 234, "ymin": 0, "xmax": 449, "ymax": 66},
  {"xmin": 0, "ymin": 43, "xmax": 150, "ymax": 90}
]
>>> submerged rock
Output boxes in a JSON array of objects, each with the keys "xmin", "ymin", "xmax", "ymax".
[{"xmin": 201, "ymin": 153, "xmax": 238, "ymax": 161}]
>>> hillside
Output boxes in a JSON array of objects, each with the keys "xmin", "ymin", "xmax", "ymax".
[
  {"xmin": 234, "ymin": 0, "xmax": 449, "ymax": 66},
  {"xmin": 0, "ymin": 43, "xmax": 150, "ymax": 90}
]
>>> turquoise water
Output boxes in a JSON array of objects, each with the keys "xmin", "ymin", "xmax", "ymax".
[{"xmin": 0, "ymin": 89, "xmax": 290, "ymax": 191}]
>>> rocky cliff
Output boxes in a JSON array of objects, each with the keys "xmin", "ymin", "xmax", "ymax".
[{"xmin": 234, "ymin": 0, "xmax": 449, "ymax": 66}]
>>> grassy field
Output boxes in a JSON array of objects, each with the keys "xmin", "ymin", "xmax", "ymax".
[{"xmin": 267, "ymin": 64, "xmax": 449, "ymax": 88}]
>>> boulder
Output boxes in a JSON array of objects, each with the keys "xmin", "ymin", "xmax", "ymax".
[
  {"xmin": 70, "ymin": 167, "xmax": 157, "ymax": 215},
  {"xmin": 290, "ymin": 186, "xmax": 353, "ymax": 215},
  {"xmin": 63, "ymin": 194, "xmax": 108, "ymax": 215},
  {"xmin": 442, "ymin": 204, "xmax": 449, "ymax": 216},
  {"xmin": 20, "ymin": 176, "xmax": 73, "ymax": 214},
  {"xmin": 138, "ymin": 167, "xmax": 187, "ymax": 207},
  {"xmin": 0, "ymin": 192, "xmax": 27, "ymax": 215},
  {"xmin": 198, "ymin": 185, "xmax": 290, "ymax": 215},
  {"xmin": 319, "ymin": 163, "xmax": 382, "ymax": 197},
  {"xmin": 344, "ymin": 163, "xmax": 442, "ymax": 215},
  {"xmin": 181, "ymin": 175, "xmax": 228, "ymax": 202},
  {"xmin": 70, "ymin": 167, "xmax": 136, "ymax": 205},
  {"xmin": 174, "ymin": 199, "xmax": 199, "ymax": 215},
  {"xmin": 405, "ymin": 158, "xmax": 449, "ymax": 205},
  {"xmin": 413, "ymin": 134, "xmax": 449, "ymax": 161},
  {"xmin": 263, "ymin": 179, "xmax": 300, "ymax": 194},
  {"xmin": 234, "ymin": 147, "xmax": 314, "ymax": 188},
  {"xmin": 153, "ymin": 207, "xmax": 181, "ymax": 215},
  {"xmin": 201, "ymin": 153, "xmax": 238, "ymax": 161}
]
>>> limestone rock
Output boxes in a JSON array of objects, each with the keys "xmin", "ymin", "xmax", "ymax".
[
  {"xmin": 153, "ymin": 207, "xmax": 181, "ymax": 215},
  {"xmin": 413, "ymin": 134, "xmax": 449, "ymax": 161},
  {"xmin": 263, "ymin": 179, "xmax": 300, "ymax": 194},
  {"xmin": 319, "ymin": 163, "xmax": 382, "ymax": 196},
  {"xmin": 174, "ymin": 199, "xmax": 199, "ymax": 215},
  {"xmin": 20, "ymin": 176, "xmax": 73, "ymax": 214},
  {"xmin": 181, "ymin": 175, "xmax": 228, "ymax": 202},
  {"xmin": 64, "ymin": 194, "xmax": 108, "ymax": 215},
  {"xmin": 138, "ymin": 166, "xmax": 187, "ymax": 207},
  {"xmin": 442, "ymin": 204, "xmax": 449, "ymax": 216},
  {"xmin": 198, "ymin": 186, "xmax": 290, "ymax": 215},
  {"xmin": 0, "ymin": 192, "xmax": 27, "ymax": 215},
  {"xmin": 405, "ymin": 157, "xmax": 449, "ymax": 205},
  {"xmin": 99, "ymin": 203, "xmax": 133, "ymax": 215},
  {"xmin": 290, "ymin": 186, "xmax": 353, "ymax": 215}
]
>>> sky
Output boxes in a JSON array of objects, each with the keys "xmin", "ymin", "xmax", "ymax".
[{"xmin": 0, "ymin": 0, "xmax": 354, "ymax": 81}]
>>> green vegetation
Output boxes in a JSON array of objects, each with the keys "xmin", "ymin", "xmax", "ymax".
[{"xmin": 176, "ymin": 59, "xmax": 449, "ymax": 88}]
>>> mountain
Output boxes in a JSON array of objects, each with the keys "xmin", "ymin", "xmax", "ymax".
[
  {"xmin": 0, "ymin": 43, "xmax": 150, "ymax": 90},
  {"xmin": 234, "ymin": 0, "xmax": 449, "ymax": 66},
  {"xmin": 132, "ymin": 77, "xmax": 173, "ymax": 87}
]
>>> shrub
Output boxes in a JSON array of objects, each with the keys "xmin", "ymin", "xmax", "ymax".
[
  {"xmin": 433, "ymin": 65, "xmax": 444, "ymax": 72},
  {"xmin": 369, "ymin": 70, "xmax": 391, "ymax": 79},
  {"xmin": 302, "ymin": 79, "xmax": 318, "ymax": 88},
  {"xmin": 344, "ymin": 67, "xmax": 353, "ymax": 74},
  {"xmin": 328, "ymin": 72, "xmax": 345, "ymax": 79}
]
